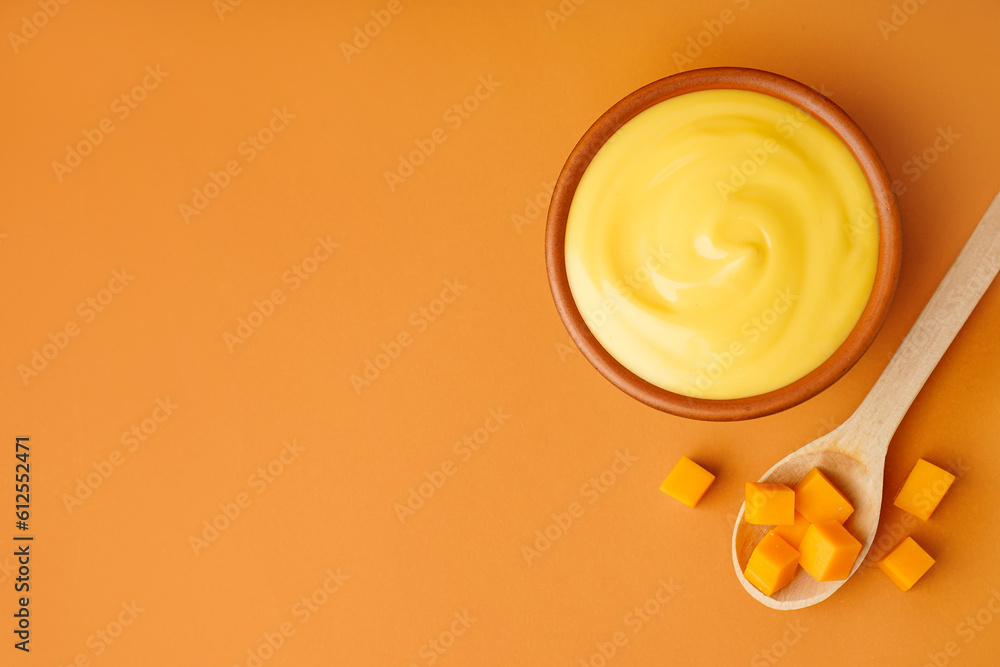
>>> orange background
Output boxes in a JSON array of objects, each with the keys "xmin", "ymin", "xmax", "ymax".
[{"xmin": 3, "ymin": 0, "xmax": 1000, "ymax": 665}]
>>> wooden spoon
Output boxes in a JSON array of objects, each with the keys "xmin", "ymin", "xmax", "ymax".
[{"xmin": 732, "ymin": 190, "xmax": 1000, "ymax": 610}]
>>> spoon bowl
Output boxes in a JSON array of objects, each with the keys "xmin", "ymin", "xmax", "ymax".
[
  {"xmin": 732, "ymin": 188, "xmax": 1000, "ymax": 609},
  {"xmin": 733, "ymin": 424, "xmax": 884, "ymax": 609}
]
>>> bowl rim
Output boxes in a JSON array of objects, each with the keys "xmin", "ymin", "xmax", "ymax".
[{"xmin": 545, "ymin": 66, "xmax": 902, "ymax": 421}]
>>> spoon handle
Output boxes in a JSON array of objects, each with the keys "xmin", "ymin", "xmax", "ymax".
[{"xmin": 854, "ymin": 189, "xmax": 1000, "ymax": 445}]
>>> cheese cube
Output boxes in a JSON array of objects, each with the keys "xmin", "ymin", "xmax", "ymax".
[
  {"xmin": 769, "ymin": 511, "xmax": 811, "ymax": 550},
  {"xmin": 799, "ymin": 520, "xmax": 862, "ymax": 582},
  {"xmin": 878, "ymin": 537, "xmax": 935, "ymax": 591},
  {"xmin": 794, "ymin": 467, "xmax": 854, "ymax": 524},
  {"xmin": 745, "ymin": 483, "xmax": 795, "ymax": 525},
  {"xmin": 893, "ymin": 459, "xmax": 956, "ymax": 521},
  {"xmin": 744, "ymin": 532, "xmax": 800, "ymax": 597},
  {"xmin": 660, "ymin": 457, "xmax": 715, "ymax": 508}
]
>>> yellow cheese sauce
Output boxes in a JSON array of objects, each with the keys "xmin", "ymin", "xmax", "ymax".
[{"xmin": 565, "ymin": 89, "xmax": 878, "ymax": 399}]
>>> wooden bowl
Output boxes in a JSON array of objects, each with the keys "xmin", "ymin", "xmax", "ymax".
[{"xmin": 545, "ymin": 67, "xmax": 902, "ymax": 421}]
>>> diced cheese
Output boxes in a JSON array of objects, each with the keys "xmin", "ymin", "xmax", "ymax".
[
  {"xmin": 877, "ymin": 536, "xmax": 935, "ymax": 591},
  {"xmin": 744, "ymin": 532, "xmax": 800, "ymax": 597},
  {"xmin": 799, "ymin": 520, "xmax": 862, "ymax": 582},
  {"xmin": 769, "ymin": 511, "xmax": 811, "ymax": 550},
  {"xmin": 794, "ymin": 467, "xmax": 854, "ymax": 524},
  {"xmin": 893, "ymin": 459, "xmax": 955, "ymax": 521},
  {"xmin": 660, "ymin": 457, "xmax": 715, "ymax": 508},
  {"xmin": 745, "ymin": 482, "xmax": 795, "ymax": 525}
]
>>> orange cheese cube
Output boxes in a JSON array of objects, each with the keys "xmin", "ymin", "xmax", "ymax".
[
  {"xmin": 744, "ymin": 483, "xmax": 795, "ymax": 525},
  {"xmin": 743, "ymin": 532, "xmax": 800, "ymax": 597},
  {"xmin": 878, "ymin": 537, "xmax": 935, "ymax": 591},
  {"xmin": 799, "ymin": 520, "xmax": 862, "ymax": 582},
  {"xmin": 893, "ymin": 459, "xmax": 956, "ymax": 521},
  {"xmin": 794, "ymin": 467, "xmax": 854, "ymax": 524},
  {"xmin": 769, "ymin": 511, "xmax": 811, "ymax": 550},
  {"xmin": 660, "ymin": 457, "xmax": 715, "ymax": 508}
]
